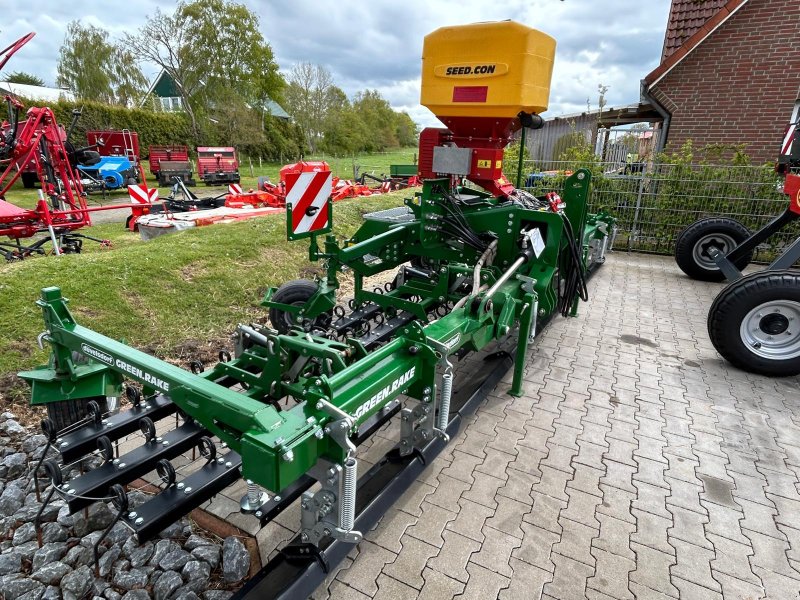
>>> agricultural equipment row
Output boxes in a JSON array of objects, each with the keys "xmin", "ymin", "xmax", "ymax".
[{"xmin": 18, "ymin": 21, "xmax": 614, "ymax": 599}]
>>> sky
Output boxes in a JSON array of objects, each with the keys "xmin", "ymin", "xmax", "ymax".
[{"xmin": 2, "ymin": 0, "xmax": 673, "ymax": 128}]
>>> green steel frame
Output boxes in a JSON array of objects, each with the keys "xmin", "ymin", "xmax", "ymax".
[{"xmin": 19, "ymin": 170, "xmax": 613, "ymax": 498}]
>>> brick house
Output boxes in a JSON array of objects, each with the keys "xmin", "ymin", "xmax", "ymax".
[{"xmin": 644, "ymin": 0, "xmax": 800, "ymax": 163}]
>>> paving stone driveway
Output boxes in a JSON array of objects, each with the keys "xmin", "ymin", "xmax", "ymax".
[{"xmin": 301, "ymin": 252, "xmax": 800, "ymax": 599}]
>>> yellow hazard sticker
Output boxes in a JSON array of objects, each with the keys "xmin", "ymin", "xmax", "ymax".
[
  {"xmin": 477, "ymin": 159, "xmax": 491, "ymax": 168},
  {"xmin": 495, "ymin": 160, "xmax": 502, "ymax": 169}
]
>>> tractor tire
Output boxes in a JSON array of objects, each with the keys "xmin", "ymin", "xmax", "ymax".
[
  {"xmin": 20, "ymin": 172, "xmax": 38, "ymax": 189},
  {"xmin": 269, "ymin": 279, "xmax": 330, "ymax": 334},
  {"xmin": 46, "ymin": 396, "xmax": 109, "ymax": 433},
  {"xmin": 126, "ymin": 177, "xmax": 138, "ymax": 187},
  {"xmin": 675, "ymin": 217, "xmax": 752, "ymax": 281},
  {"xmin": 708, "ymin": 270, "xmax": 800, "ymax": 377}
]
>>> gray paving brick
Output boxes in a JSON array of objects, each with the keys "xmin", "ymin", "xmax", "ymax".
[
  {"xmin": 542, "ymin": 552, "xmax": 595, "ymax": 600},
  {"xmin": 382, "ymin": 535, "xmax": 438, "ymax": 590},
  {"xmin": 587, "ymin": 547, "xmax": 635, "ymax": 600},
  {"xmin": 744, "ymin": 528, "xmax": 800, "ymax": 581},
  {"xmin": 497, "ymin": 465, "xmax": 538, "ymax": 504},
  {"xmin": 445, "ymin": 498, "xmax": 494, "ymax": 544},
  {"xmin": 630, "ymin": 542, "xmax": 679, "ymax": 598},
  {"xmin": 336, "ymin": 541, "xmax": 397, "ymax": 597},
  {"xmin": 668, "ymin": 504, "xmax": 713, "ymax": 550},
  {"xmin": 461, "ymin": 471, "xmax": 504, "ymax": 509},
  {"xmin": 484, "ymin": 495, "xmax": 529, "ymax": 539},
  {"xmin": 513, "ymin": 522, "xmax": 559, "ymax": 573},
  {"xmin": 499, "ymin": 557, "xmax": 552, "ymax": 600},
  {"xmin": 671, "ymin": 577, "xmax": 724, "ymax": 600},
  {"xmin": 325, "ymin": 580, "xmax": 373, "ymax": 600},
  {"xmin": 713, "ymin": 573, "xmax": 767, "ymax": 600},
  {"xmin": 670, "ymin": 538, "xmax": 721, "ymax": 592},
  {"xmin": 458, "ymin": 561, "xmax": 510, "ymax": 600},
  {"xmin": 425, "ymin": 473, "xmax": 471, "ymax": 513},
  {"xmin": 405, "ymin": 501, "xmax": 457, "ymax": 549},
  {"xmin": 469, "ymin": 525, "xmax": 521, "ymax": 578},
  {"xmin": 440, "ymin": 450, "xmax": 484, "ymax": 485},
  {"xmin": 364, "ymin": 508, "xmax": 418, "ymax": 554},
  {"xmin": 418, "ymin": 566, "xmax": 465, "ymax": 600},
  {"xmin": 427, "ymin": 530, "xmax": 479, "ymax": 583},
  {"xmin": 552, "ymin": 517, "xmax": 597, "ymax": 567}
]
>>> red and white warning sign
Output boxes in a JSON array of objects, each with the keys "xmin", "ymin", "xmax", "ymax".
[
  {"xmin": 286, "ymin": 166, "xmax": 332, "ymax": 237},
  {"xmin": 128, "ymin": 184, "xmax": 159, "ymax": 204},
  {"xmin": 228, "ymin": 183, "xmax": 243, "ymax": 196}
]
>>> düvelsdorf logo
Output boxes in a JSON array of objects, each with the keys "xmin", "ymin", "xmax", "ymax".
[
  {"xmin": 81, "ymin": 343, "xmax": 113, "ymax": 365},
  {"xmin": 435, "ymin": 63, "xmax": 508, "ymax": 78},
  {"xmin": 353, "ymin": 367, "xmax": 416, "ymax": 420}
]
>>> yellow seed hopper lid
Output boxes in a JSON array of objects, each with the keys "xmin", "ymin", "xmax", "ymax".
[{"xmin": 421, "ymin": 20, "xmax": 556, "ymax": 122}]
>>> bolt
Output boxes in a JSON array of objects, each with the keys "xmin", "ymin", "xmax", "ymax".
[
  {"xmin": 282, "ymin": 450, "xmax": 294, "ymax": 462},
  {"xmin": 184, "ymin": 487, "xmax": 192, "ymax": 494},
  {"xmin": 316, "ymin": 401, "xmax": 324, "ymax": 410},
  {"xmin": 327, "ymin": 468, "xmax": 336, "ymax": 477},
  {"xmin": 507, "ymin": 229, "xmax": 512, "ymax": 233},
  {"xmin": 135, "ymin": 517, "xmax": 143, "ymax": 525},
  {"xmin": 315, "ymin": 379, "xmax": 322, "ymax": 386},
  {"xmin": 274, "ymin": 496, "xmax": 282, "ymax": 502},
  {"xmin": 177, "ymin": 482, "xmax": 185, "ymax": 489},
  {"xmin": 753, "ymin": 342, "xmax": 762, "ymax": 349},
  {"xmin": 315, "ymin": 429, "xmax": 324, "ymax": 439},
  {"xmin": 118, "ymin": 463, "xmax": 126, "ymax": 469},
  {"xmin": 323, "ymin": 528, "xmax": 331, "ymax": 537},
  {"xmin": 225, "ymin": 461, "xmax": 232, "ymax": 468},
  {"xmin": 423, "ymin": 386, "xmax": 431, "ymax": 394},
  {"xmin": 128, "ymin": 512, "xmax": 137, "ymax": 519},
  {"xmin": 301, "ymin": 502, "xmax": 309, "ymax": 510},
  {"xmin": 301, "ymin": 532, "xmax": 309, "ymax": 542},
  {"xmin": 255, "ymin": 511, "xmax": 263, "ymax": 518},
  {"xmin": 339, "ymin": 422, "xmax": 348, "ymax": 430}
]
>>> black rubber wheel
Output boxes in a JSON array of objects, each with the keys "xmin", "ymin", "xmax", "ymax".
[
  {"xmin": 20, "ymin": 172, "xmax": 38, "ymax": 189},
  {"xmin": 269, "ymin": 279, "xmax": 330, "ymax": 334},
  {"xmin": 675, "ymin": 217, "xmax": 752, "ymax": 281},
  {"xmin": 126, "ymin": 177, "xmax": 138, "ymax": 187},
  {"xmin": 46, "ymin": 396, "xmax": 109, "ymax": 433},
  {"xmin": 708, "ymin": 270, "xmax": 800, "ymax": 377}
]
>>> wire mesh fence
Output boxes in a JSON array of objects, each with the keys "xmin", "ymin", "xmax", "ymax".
[{"xmin": 517, "ymin": 160, "xmax": 797, "ymax": 260}]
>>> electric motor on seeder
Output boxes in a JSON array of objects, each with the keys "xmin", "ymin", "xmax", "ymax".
[{"xmin": 17, "ymin": 21, "xmax": 615, "ymax": 598}]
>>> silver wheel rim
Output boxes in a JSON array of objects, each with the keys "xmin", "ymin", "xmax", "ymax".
[
  {"xmin": 692, "ymin": 232, "xmax": 736, "ymax": 270},
  {"xmin": 740, "ymin": 300, "xmax": 800, "ymax": 360}
]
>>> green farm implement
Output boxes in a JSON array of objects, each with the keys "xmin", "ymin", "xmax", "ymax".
[{"xmin": 17, "ymin": 21, "xmax": 615, "ymax": 598}]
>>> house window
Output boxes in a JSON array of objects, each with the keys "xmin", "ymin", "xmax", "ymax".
[{"xmin": 156, "ymin": 97, "xmax": 183, "ymax": 112}]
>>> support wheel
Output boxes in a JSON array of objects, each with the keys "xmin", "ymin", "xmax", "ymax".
[
  {"xmin": 46, "ymin": 396, "xmax": 109, "ymax": 433},
  {"xmin": 675, "ymin": 218, "xmax": 752, "ymax": 281},
  {"xmin": 269, "ymin": 279, "xmax": 330, "ymax": 334},
  {"xmin": 708, "ymin": 270, "xmax": 800, "ymax": 376}
]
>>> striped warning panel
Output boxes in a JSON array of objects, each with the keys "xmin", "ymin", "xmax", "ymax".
[
  {"xmin": 128, "ymin": 184, "xmax": 158, "ymax": 204},
  {"xmin": 228, "ymin": 183, "xmax": 243, "ymax": 195},
  {"xmin": 287, "ymin": 169, "xmax": 333, "ymax": 236}
]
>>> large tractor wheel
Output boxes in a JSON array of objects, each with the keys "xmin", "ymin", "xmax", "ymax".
[
  {"xmin": 269, "ymin": 279, "xmax": 331, "ymax": 334},
  {"xmin": 675, "ymin": 217, "xmax": 753, "ymax": 281},
  {"xmin": 46, "ymin": 396, "xmax": 109, "ymax": 433},
  {"xmin": 708, "ymin": 270, "xmax": 800, "ymax": 377}
]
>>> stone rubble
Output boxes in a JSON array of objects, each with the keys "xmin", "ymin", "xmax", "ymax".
[{"xmin": 0, "ymin": 412, "xmax": 248, "ymax": 599}]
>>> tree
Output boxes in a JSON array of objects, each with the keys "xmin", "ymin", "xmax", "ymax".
[
  {"xmin": 284, "ymin": 63, "xmax": 337, "ymax": 153},
  {"xmin": 56, "ymin": 21, "xmax": 146, "ymax": 105},
  {"xmin": 3, "ymin": 71, "xmax": 45, "ymax": 86},
  {"xmin": 126, "ymin": 0, "xmax": 283, "ymax": 141}
]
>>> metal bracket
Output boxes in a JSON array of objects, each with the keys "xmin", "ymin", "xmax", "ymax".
[
  {"xmin": 299, "ymin": 459, "xmax": 362, "ymax": 547},
  {"xmin": 315, "ymin": 399, "xmax": 356, "ymax": 455}
]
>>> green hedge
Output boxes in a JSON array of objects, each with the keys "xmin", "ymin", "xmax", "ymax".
[{"xmin": 17, "ymin": 98, "xmax": 305, "ymax": 161}]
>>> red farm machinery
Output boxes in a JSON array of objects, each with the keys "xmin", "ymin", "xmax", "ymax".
[
  {"xmin": 674, "ymin": 100, "xmax": 800, "ymax": 376},
  {"xmin": 149, "ymin": 144, "xmax": 195, "ymax": 187},
  {"xmin": 197, "ymin": 145, "xmax": 240, "ymax": 185}
]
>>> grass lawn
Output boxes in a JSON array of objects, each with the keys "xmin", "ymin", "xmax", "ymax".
[
  {"xmin": 4, "ymin": 147, "xmax": 418, "ymax": 209},
  {"xmin": 0, "ymin": 190, "xmax": 408, "ymax": 409}
]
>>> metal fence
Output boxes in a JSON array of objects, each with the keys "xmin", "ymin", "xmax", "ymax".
[{"xmin": 517, "ymin": 160, "xmax": 796, "ymax": 260}]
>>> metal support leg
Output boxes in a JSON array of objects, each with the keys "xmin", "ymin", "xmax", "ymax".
[
  {"xmin": 768, "ymin": 235, "xmax": 800, "ymax": 271},
  {"xmin": 510, "ymin": 295, "xmax": 537, "ymax": 397}
]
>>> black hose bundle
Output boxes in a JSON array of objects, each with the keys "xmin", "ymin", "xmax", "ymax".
[{"xmin": 556, "ymin": 213, "xmax": 589, "ymax": 317}]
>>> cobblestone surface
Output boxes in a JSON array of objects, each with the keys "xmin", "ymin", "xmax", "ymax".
[{"xmin": 308, "ymin": 253, "xmax": 800, "ymax": 598}]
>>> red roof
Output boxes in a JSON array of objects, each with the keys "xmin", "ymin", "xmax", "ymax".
[
  {"xmin": 661, "ymin": 0, "xmax": 729, "ymax": 60},
  {"xmin": 646, "ymin": 0, "xmax": 750, "ymax": 87}
]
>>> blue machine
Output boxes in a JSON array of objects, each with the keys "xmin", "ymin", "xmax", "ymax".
[{"xmin": 77, "ymin": 156, "xmax": 138, "ymax": 191}]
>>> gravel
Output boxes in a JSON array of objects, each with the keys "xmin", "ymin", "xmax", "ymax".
[{"xmin": 0, "ymin": 419, "xmax": 246, "ymax": 600}]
